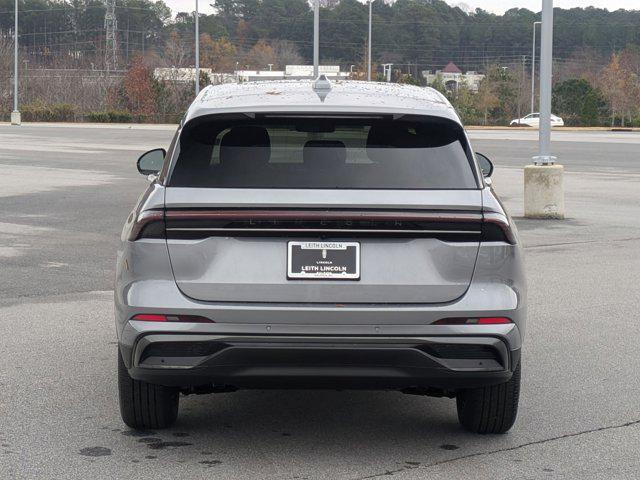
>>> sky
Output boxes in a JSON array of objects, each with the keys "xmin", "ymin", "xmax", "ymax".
[{"xmin": 161, "ymin": 0, "xmax": 638, "ymax": 15}]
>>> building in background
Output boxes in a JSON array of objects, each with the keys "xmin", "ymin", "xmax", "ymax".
[
  {"xmin": 234, "ymin": 65, "xmax": 350, "ymax": 82},
  {"xmin": 154, "ymin": 67, "xmax": 215, "ymax": 83},
  {"xmin": 284, "ymin": 65, "xmax": 349, "ymax": 79},
  {"xmin": 234, "ymin": 69, "xmax": 287, "ymax": 82},
  {"xmin": 154, "ymin": 65, "xmax": 350, "ymax": 85},
  {"xmin": 422, "ymin": 62, "xmax": 485, "ymax": 92}
]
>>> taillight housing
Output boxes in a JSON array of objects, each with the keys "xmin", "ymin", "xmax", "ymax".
[
  {"xmin": 128, "ymin": 210, "xmax": 165, "ymax": 241},
  {"xmin": 434, "ymin": 317, "xmax": 512, "ymax": 325},
  {"xmin": 131, "ymin": 314, "xmax": 213, "ymax": 323},
  {"xmin": 127, "ymin": 208, "xmax": 516, "ymax": 244},
  {"xmin": 482, "ymin": 213, "xmax": 517, "ymax": 244}
]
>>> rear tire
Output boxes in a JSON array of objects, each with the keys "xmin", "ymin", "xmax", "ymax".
[
  {"xmin": 456, "ymin": 361, "xmax": 521, "ymax": 434},
  {"xmin": 118, "ymin": 349, "xmax": 179, "ymax": 429}
]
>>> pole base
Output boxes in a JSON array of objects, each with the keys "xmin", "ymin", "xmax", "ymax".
[
  {"xmin": 11, "ymin": 111, "xmax": 21, "ymax": 126},
  {"xmin": 524, "ymin": 164, "xmax": 565, "ymax": 219},
  {"xmin": 532, "ymin": 155, "xmax": 557, "ymax": 166}
]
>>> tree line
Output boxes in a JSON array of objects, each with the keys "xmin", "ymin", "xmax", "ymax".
[
  {"xmin": 1, "ymin": 0, "xmax": 640, "ymax": 125},
  {"xmin": 2, "ymin": 0, "xmax": 640, "ymax": 70}
]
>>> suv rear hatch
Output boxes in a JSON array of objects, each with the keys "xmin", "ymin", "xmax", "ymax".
[{"xmin": 163, "ymin": 114, "xmax": 483, "ymax": 304}]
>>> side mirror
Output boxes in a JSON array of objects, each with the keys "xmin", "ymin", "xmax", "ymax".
[
  {"xmin": 475, "ymin": 152, "xmax": 494, "ymax": 178},
  {"xmin": 137, "ymin": 148, "xmax": 166, "ymax": 176}
]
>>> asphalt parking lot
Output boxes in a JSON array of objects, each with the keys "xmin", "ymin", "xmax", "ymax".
[{"xmin": 1, "ymin": 124, "xmax": 639, "ymax": 479}]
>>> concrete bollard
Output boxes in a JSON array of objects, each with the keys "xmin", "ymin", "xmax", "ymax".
[
  {"xmin": 10, "ymin": 111, "xmax": 21, "ymax": 126},
  {"xmin": 524, "ymin": 164, "xmax": 565, "ymax": 219}
]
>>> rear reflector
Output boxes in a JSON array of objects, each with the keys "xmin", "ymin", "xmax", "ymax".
[
  {"xmin": 132, "ymin": 314, "xmax": 167, "ymax": 322},
  {"xmin": 131, "ymin": 314, "xmax": 213, "ymax": 323},
  {"xmin": 476, "ymin": 317, "xmax": 512, "ymax": 325},
  {"xmin": 434, "ymin": 317, "xmax": 512, "ymax": 325}
]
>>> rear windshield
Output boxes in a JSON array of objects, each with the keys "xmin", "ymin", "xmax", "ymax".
[{"xmin": 169, "ymin": 116, "xmax": 478, "ymax": 189}]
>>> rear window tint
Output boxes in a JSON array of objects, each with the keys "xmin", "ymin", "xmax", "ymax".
[{"xmin": 169, "ymin": 116, "xmax": 478, "ymax": 189}]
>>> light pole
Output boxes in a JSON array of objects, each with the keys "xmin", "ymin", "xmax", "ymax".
[
  {"xmin": 518, "ymin": 55, "xmax": 526, "ymax": 121},
  {"xmin": 23, "ymin": 59, "xmax": 28, "ymax": 105},
  {"xmin": 313, "ymin": 0, "xmax": 319, "ymax": 77},
  {"xmin": 531, "ymin": 20, "xmax": 541, "ymax": 114},
  {"xmin": 195, "ymin": 0, "xmax": 200, "ymax": 96},
  {"xmin": 367, "ymin": 0, "xmax": 372, "ymax": 81},
  {"xmin": 525, "ymin": 0, "xmax": 564, "ymax": 220},
  {"xmin": 11, "ymin": 0, "xmax": 21, "ymax": 125},
  {"xmin": 537, "ymin": 1, "xmax": 554, "ymax": 165}
]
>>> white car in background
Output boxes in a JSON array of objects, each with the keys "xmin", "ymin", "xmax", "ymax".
[{"xmin": 510, "ymin": 113, "xmax": 564, "ymax": 127}]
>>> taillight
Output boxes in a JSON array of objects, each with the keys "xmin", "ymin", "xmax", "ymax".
[
  {"xmin": 434, "ymin": 317, "xmax": 512, "ymax": 325},
  {"xmin": 482, "ymin": 213, "xmax": 517, "ymax": 244},
  {"xmin": 160, "ymin": 209, "xmax": 487, "ymax": 241},
  {"xmin": 131, "ymin": 314, "xmax": 213, "ymax": 323},
  {"xmin": 128, "ymin": 210, "xmax": 165, "ymax": 241}
]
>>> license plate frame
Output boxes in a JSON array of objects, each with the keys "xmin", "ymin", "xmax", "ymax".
[{"xmin": 287, "ymin": 241, "xmax": 360, "ymax": 280}]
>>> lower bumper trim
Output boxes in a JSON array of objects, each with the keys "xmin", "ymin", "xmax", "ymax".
[{"xmin": 125, "ymin": 334, "xmax": 517, "ymax": 390}]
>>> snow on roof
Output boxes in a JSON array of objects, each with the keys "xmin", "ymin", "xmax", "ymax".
[{"xmin": 186, "ymin": 80, "xmax": 459, "ymax": 124}]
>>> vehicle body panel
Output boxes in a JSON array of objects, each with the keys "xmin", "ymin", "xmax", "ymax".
[
  {"xmin": 115, "ymin": 81, "xmax": 526, "ymax": 392},
  {"xmin": 164, "ymin": 189, "xmax": 483, "ymax": 304}
]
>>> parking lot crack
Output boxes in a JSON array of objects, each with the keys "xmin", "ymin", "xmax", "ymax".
[
  {"xmin": 525, "ymin": 236, "xmax": 640, "ymax": 250},
  {"xmin": 352, "ymin": 418, "xmax": 640, "ymax": 479}
]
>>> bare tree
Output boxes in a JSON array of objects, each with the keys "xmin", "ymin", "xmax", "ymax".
[
  {"xmin": 246, "ymin": 40, "xmax": 277, "ymax": 70},
  {"xmin": 599, "ymin": 53, "xmax": 638, "ymax": 127},
  {"xmin": 200, "ymin": 34, "xmax": 237, "ymax": 72},
  {"xmin": 555, "ymin": 47, "xmax": 607, "ymax": 85},
  {"xmin": 163, "ymin": 30, "xmax": 189, "ymax": 68},
  {"xmin": 271, "ymin": 40, "xmax": 304, "ymax": 69},
  {"xmin": 0, "ymin": 36, "xmax": 13, "ymax": 117}
]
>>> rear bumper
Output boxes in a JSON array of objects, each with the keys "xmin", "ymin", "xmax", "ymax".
[
  {"xmin": 122, "ymin": 332, "xmax": 520, "ymax": 390},
  {"xmin": 116, "ymin": 237, "xmax": 526, "ymax": 391}
]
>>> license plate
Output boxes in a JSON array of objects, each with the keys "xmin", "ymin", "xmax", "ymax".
[{"xmin": 287, "ymin": 241, "xmax": 360, "ymax": 280}]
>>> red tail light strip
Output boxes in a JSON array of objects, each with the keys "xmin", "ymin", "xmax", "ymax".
[
  {"xmin": 131, "ymin": 314, "xmax": 167, "ymax": 322},
  {"xmin": 162, "ymin": 209, "xmax": 484, "ymax": 239},
  {"xmin": 131, "ymin": 314, "xmax": 214, "ymax": 323},
  {"xmin": 434, "ymin": 317, "xmax": 512, "ymax": 325},
  {"xmin": 129, "ymin": 209, "xmax": 515, "ymax": 244},
  {"xmin": 164, "ymin": 210, "xmax": 483, "ymax": 223},
  {"xmin": 476, "ymin": 317, "xmax": 512, "ymax": 324}
]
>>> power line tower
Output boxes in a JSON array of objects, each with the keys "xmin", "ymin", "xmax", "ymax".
[{"xmin": 104, "ymin": 0, "xmax": 118, "ymax": 71}]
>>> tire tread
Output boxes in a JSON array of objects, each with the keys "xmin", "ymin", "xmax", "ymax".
[
  {"xmin": 456, "ymin": 361, "xmax": 521, "ymax": 434},
  {"xmin": 118, "ymin": 349, "xmax": 179, "ymax": 429}
]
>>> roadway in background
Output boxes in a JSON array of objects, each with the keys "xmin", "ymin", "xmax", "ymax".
[{"xmin": 1, "ymin": 124, "xmax": 639, "ymax": 479}]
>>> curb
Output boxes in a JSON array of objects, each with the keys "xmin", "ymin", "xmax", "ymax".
[
  {"xmin": 465, "ymin": 126, "xmax": 640, "ymax": 132},
  {"xmin": 3, "ymin": 122, "xmax": 639, "ymax": 133}
]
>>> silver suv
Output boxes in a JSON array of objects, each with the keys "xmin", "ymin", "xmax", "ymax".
[{"xmin": 116, "ymin": 79, "xmax": 526, "ymax": 434}]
